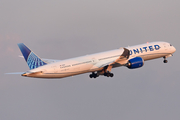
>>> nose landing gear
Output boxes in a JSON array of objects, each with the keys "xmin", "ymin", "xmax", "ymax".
[{"xmin": 163, "ymin": 56, "xmax": 168, "ymax": 63}]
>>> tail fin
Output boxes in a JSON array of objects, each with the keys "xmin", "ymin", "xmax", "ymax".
[{"xmin": 18, "ymin": 43, "xmax": 47, "ymax": 70}]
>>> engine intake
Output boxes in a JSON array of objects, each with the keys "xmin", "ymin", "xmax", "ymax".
[{"xmin": 127, "ymin": 57, "xmax": 144, "ymax": 69}]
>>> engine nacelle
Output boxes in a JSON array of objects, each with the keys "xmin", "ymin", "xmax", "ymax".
[{"xmin": 127, "ymin": 57, "xmax": 144, "ymax": 69}]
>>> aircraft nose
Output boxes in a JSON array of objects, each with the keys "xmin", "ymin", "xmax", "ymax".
[{"xmin": 172, "ymin": 46, "xmax": 176, "ymax": 53}]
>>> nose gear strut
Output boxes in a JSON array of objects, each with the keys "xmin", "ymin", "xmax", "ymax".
[{"xmin": 163, "ymin": 56, "xmax": 168, "ymax": 63}]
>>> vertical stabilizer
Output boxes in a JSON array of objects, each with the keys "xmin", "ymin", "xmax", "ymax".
[{"xmin": 18, "ymin": 43, "xmax": 47, "ymax": 70}]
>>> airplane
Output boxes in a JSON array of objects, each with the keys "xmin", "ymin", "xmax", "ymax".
[{"xmin": 13, "ymin": 41, "xmax": 176, "ymax": 79}]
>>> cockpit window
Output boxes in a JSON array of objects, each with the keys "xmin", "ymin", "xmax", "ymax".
[{"xmin": 170, "ymin": 44, "xmax": 172, "ymax": 46}]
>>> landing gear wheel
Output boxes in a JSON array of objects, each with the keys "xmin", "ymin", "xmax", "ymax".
[
  {"xmin": 163, "ymin": 56, "xmax": 168, "ymax": 63},
  {"xmin": 110, "ymin": 73, "xmax": 114, "ymax": 77},
  {"xmin": 104, "ymin": 72, "xmax": 114, "ymax": 78},
  {"xmin": 104, "ymin": 73, "xmax": 107, "ymax": 76},
  {"xmin": 89, "ymin": 72, "xmax": 98, "ymax": 78},
  {"xmin": 164, "ymin": 60, "xmax": 168, "ymax": 63},
  {"xmin": 89, "ymin": 74, "xmax": 93, "ymax": 78}
]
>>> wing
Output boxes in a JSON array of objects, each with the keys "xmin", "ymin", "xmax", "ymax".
[
  {"xmin": 91, "ymin": 48, "xmax": 130, "ymax": 71},
  {"xmin": 112, "ymin": 47, "xmax": 130, "ymax": 65}
]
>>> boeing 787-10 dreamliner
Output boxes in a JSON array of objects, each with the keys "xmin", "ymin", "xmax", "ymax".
[{"xmin": 10, "ymin": 41, "xmax": 176, "ymax": 78}]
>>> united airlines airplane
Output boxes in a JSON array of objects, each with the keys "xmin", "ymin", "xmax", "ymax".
[{"xmin": 13, "ymin": 41, "xmax": 176, "ymax": 78}]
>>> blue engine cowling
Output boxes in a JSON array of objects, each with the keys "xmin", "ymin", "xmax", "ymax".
[{"xmin": 127, "ymin": 57, "xmax": 144, "ymax": 69}]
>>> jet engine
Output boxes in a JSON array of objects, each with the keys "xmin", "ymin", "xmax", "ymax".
[{"xmin": 127, "ymin": 57, "xmax": 144, "ymax": 69}]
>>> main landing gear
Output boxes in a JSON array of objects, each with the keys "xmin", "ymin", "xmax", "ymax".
[
  {"xmin": 163, "ymin": 56, "xmax": 168, "ymax": 63},
  {"xmin": 104, "ymin": 71, "xmax": 114, "ymax": 77},
  {"xmin": 89, "ymin": 71, "xmax": 114, "ymax": 78},
  {"xmin": 89, "ymin": 72, "xmax": 99, "ymax": 78},
  {"xmin": 89, "ymin": 65, "xmax": 114, "ymax": 78}
]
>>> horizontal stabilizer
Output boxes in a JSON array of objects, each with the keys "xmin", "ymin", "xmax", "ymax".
[{"xmin": 5, "ymin": 72, "xmax": 25, "ymax": 75}]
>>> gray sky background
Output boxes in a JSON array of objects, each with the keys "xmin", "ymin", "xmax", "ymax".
[{"xmin": 0, "ymin": 0, "xmax": 180, "ymax": 120}]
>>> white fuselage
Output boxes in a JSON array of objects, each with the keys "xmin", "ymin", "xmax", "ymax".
[{"xmin": 24, "ymin": 41, "xmax": 176, "ymax": 78}]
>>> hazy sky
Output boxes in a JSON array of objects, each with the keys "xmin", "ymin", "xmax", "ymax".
[{"xmin": 0, "ymin": 0, "xmax": 180, "ymax": 120}]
